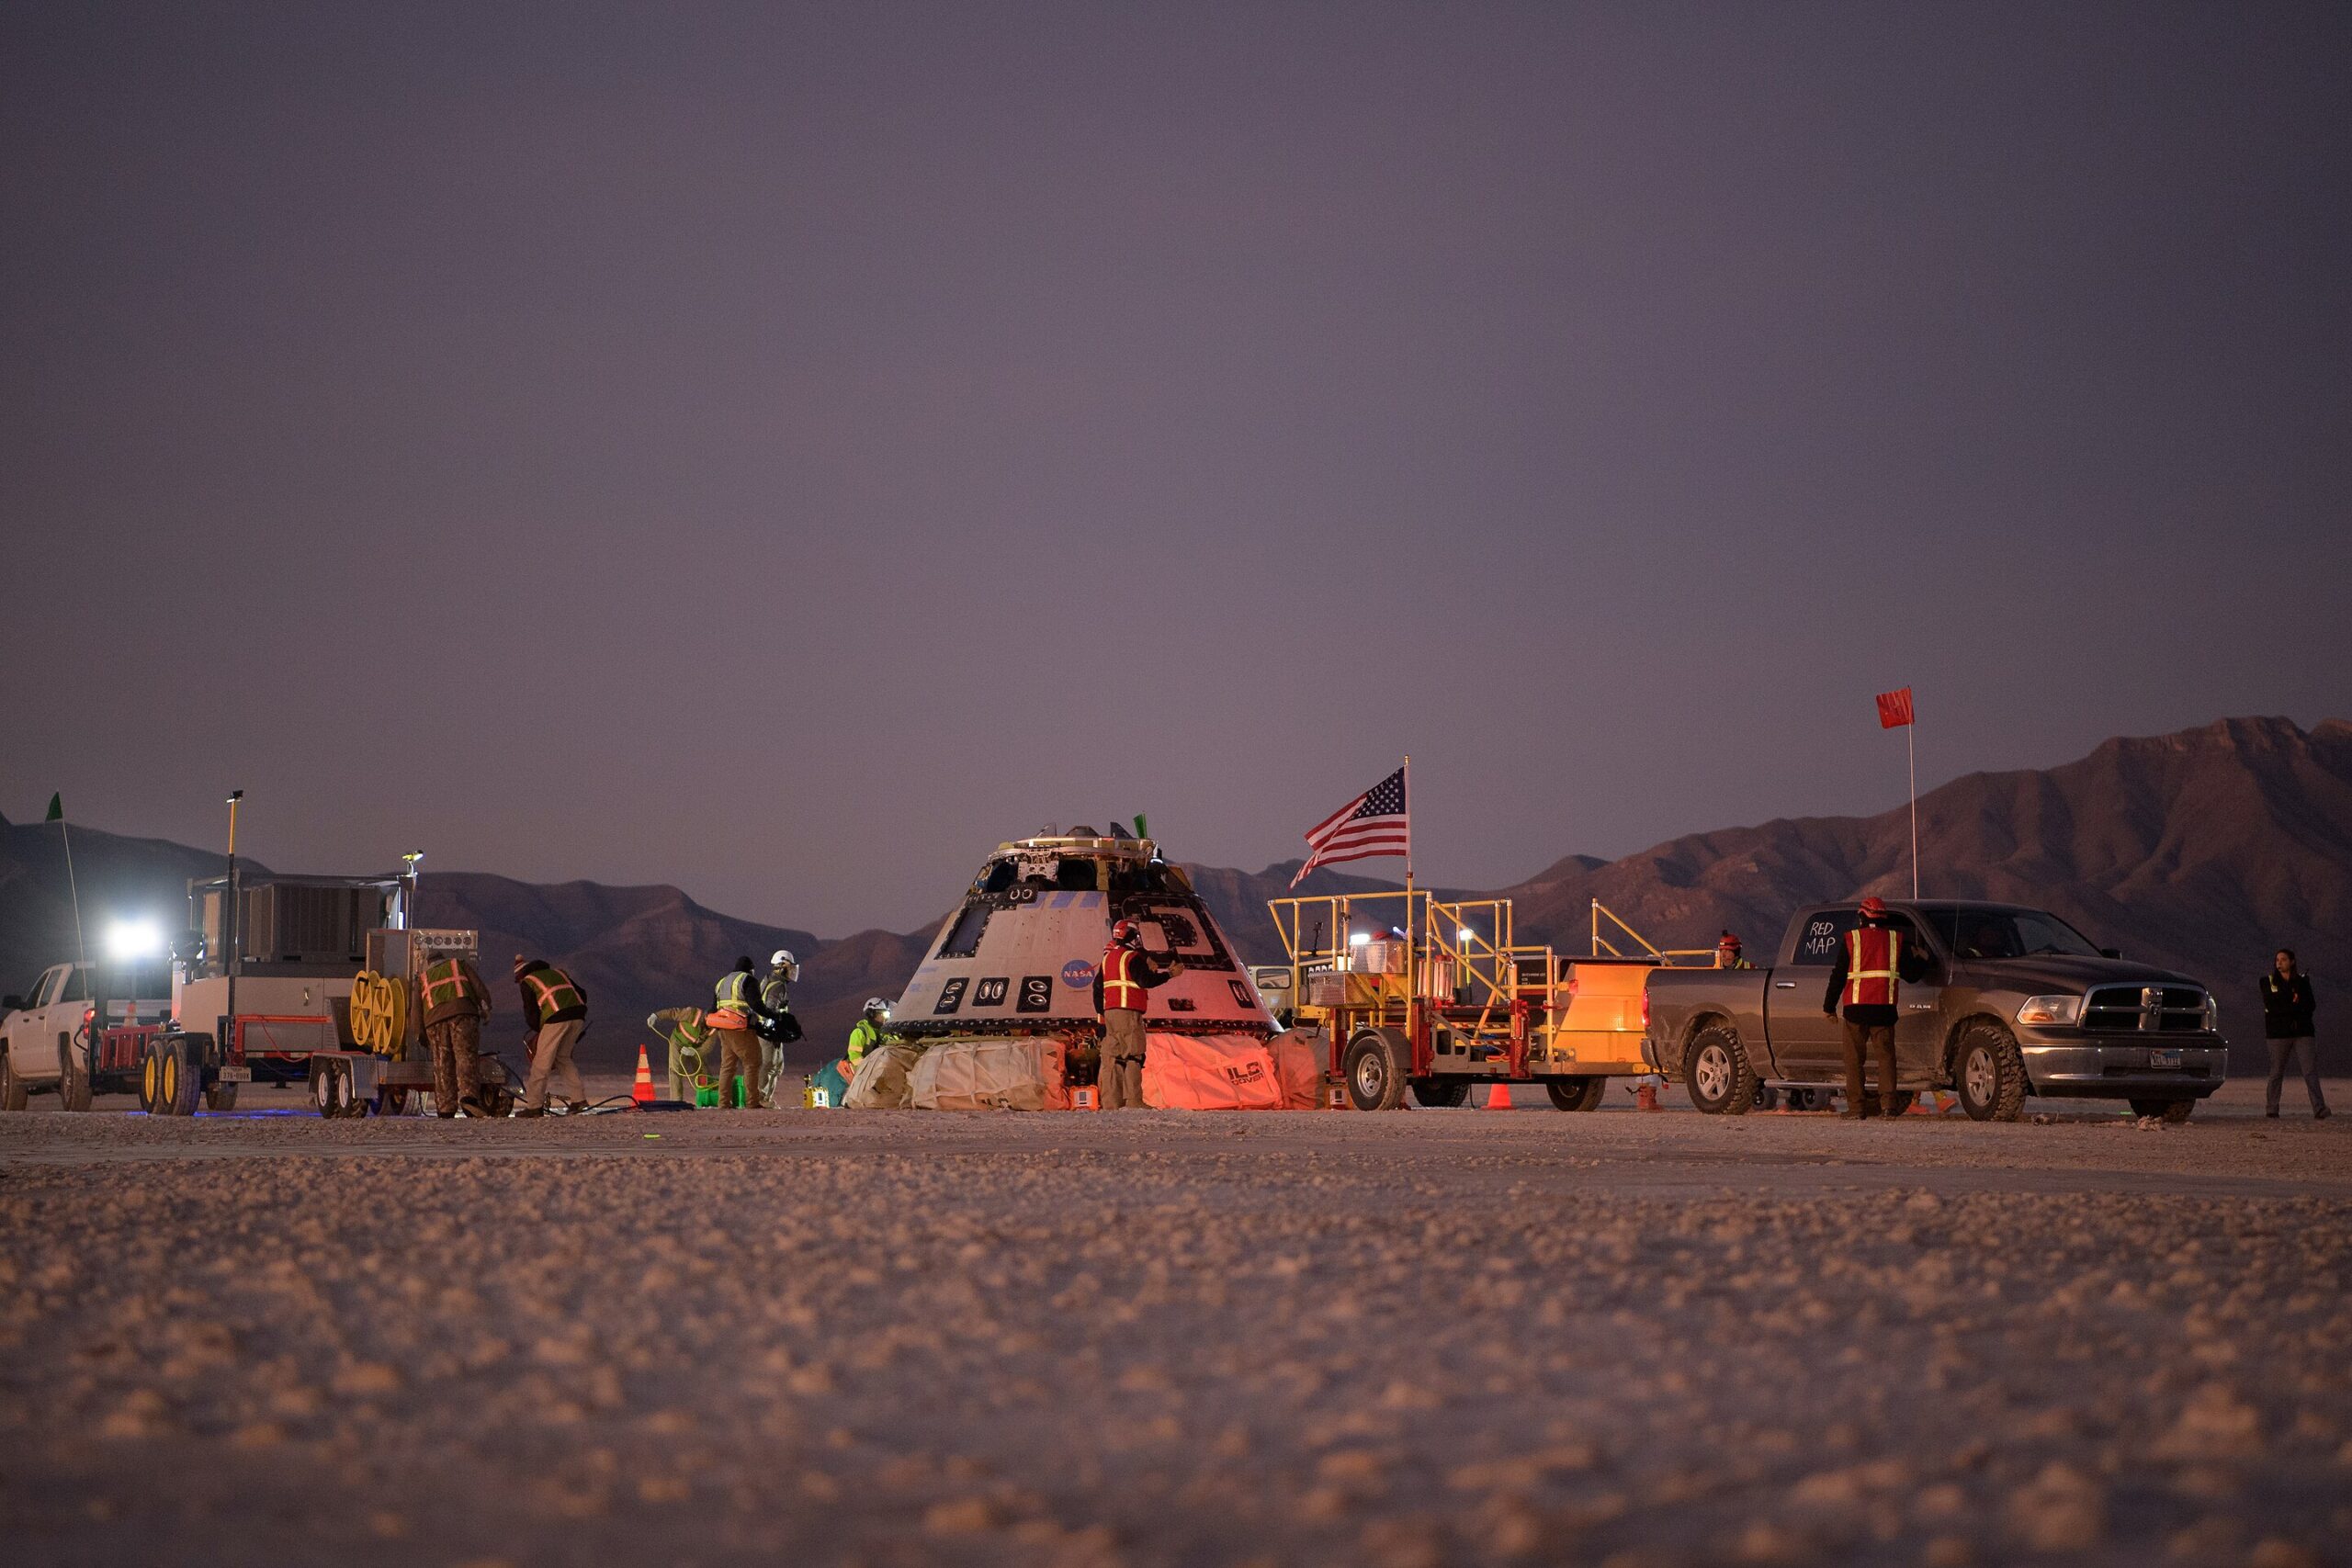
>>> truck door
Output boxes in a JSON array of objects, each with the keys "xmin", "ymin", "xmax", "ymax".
[
  {"xmin": 1889, "ymin": 917, "xmax": 1948, "ymax": 1089},
  {"xmin": 1766, "ymin": 908, "xmax": 1854, "ymax": 1079}
]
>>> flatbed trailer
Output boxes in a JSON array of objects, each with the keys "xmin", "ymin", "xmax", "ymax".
[{"xmin": 1266, "ymin": 891, "xmax": 1713, "ymax": 1110}]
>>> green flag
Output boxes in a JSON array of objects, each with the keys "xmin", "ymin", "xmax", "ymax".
[{"xmin": 45, "ymin": 792, "xmax": 62, "ymax": 822}]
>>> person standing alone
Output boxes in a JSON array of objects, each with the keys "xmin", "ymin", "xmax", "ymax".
[
  {"xmin": 514, "ymin": 956, "xmax": 590, "ymax": 1117},
  {"xmin": 2260, "ymin": 948, "xmax": 2328, "ymax": 1120},
  {"xmin": 1096, "ymin": 919, "xmax": 1183, "ymax": 1110},
  {"xmin": 415, "ymin": 947, "xmax": 492, "ymax": 1117},
  {"xmin": 1823, "ymin": 897, "xmax": 1907, "ymax": 1120}
]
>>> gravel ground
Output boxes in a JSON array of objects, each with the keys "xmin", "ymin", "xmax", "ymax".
[{"xmin": 1, "ymin": 1079, "xmax": 2346, "ymax": 1568}]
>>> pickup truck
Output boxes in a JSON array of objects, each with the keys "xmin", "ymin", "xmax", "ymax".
[
  {"xmin": 1644, "ymin": 900, "xmax": 2226, "ymax": 1122},
  {"xmin": 1, "ymin": 959, "xmax": 175, "ymax": 1111}
]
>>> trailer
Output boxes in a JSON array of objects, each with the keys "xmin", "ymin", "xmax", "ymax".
[
  {"xmin": 122, "ymin": 867, "xmax": 514, "ymax": 1118},
  {"xmin": 1265, "ymin": 890, "xmax": 1713, "ymax": 1110}
]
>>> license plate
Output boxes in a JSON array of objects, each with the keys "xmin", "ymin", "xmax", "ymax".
[
  {"xmin": 2148, "ymin": 1050, "xmax": 2182, "ymax": 1070},
  {"xmin": 217, "ymin": 1066, "xmax": 254, "ymax": 1082}
]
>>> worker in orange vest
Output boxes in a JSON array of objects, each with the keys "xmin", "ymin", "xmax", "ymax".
[
  {"xmin": 414, "ymin": 950, "xmax": 493, "ymax": 1118},
  {"xmin": 1822, "ymin": 897, "xmax": 1910, "ymax": 1119},
  {"xmin": 513, "ymin": 956, "xmax": 591, "ymax": 1117},
  {"xmin": 1095, "ymin": 919, "xmax": 1184, "ymax": 1110}
]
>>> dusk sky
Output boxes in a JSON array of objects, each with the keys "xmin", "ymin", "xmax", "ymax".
[{"xmin": 6, "ymin": 2, "xmax": 2347, "ymax": 935}]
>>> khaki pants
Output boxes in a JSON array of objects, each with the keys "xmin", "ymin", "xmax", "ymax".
[
  {"xmin": 1101, "ymin": 1010, "xmax": 1148, "ymax": 1110},
  {"xmin": 1840, "ymin": 1018, "xmax": 1896, "ymax": 1114},
  {"xmin": 524, "ymin": 1018, "xmax": 587, "ymax": 1111},
  {"xmin": 716, "ymin": 1027, "xmax": 764, "ymax": 1109},
  {"xmin": 424, "ymin": 1014, "xmax": 482, "ymax": 1111}
]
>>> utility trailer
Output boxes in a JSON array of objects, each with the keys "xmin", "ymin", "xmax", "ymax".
[
  {"xmin": 1265, "ymin": 891, "xmax": 1713, "ymax": 1111},
  {"xmin": 126, "ymin": 869, "xmax": 514, "ymax": 1118}
]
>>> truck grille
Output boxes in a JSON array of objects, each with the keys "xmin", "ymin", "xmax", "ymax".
[{"xmin": 2081, "ymin": 985, "xmax": 2210, "ymax": 1033}]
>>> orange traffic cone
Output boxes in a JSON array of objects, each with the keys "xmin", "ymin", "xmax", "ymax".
[
  {"xmin": 1487, "ymin": 1081, "xmax": 1514, "ymax": 1111},
  {"xmin": 631, "ymin": 1044, "xmax": 656, "ymax": 1106},
  {"xmin": 1634, "ymin": 1081, "xmax": 1662, "ymax": 1112}
]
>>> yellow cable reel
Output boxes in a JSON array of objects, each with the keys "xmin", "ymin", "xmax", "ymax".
[{"xmin": 349, "ymin": 973, "xmax": 407, "ymax": 1058}]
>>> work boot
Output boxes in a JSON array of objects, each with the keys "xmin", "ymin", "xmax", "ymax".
[
  {"xmin": 435, "ymin": 1109, "xmax": 458, "ymax": 1120},
  {"xmin": 1839, "ymin": 1108, "xmax": 1869, "ymax": 1121},
  {"xmin": 458, "ymin": 1098, "xmax": 492, "ymax": 1119},
  {"xmin": 514, "ymin": 1105, "xmax": 545, "ymax": 1119},
  {"xmin": 566, "ymin": 1100, "xmax": 590, "ymax": 1116}
]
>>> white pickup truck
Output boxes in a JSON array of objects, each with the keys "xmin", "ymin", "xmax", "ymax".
[{"xmin": 1, "ymin": 960, "xmax": 174, "ymax": 1111}]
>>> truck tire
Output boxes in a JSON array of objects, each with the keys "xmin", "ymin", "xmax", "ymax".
[
  {"xmin": 1410, "ymin": 1077, "xmax": 1468, "ymax": 1109},
  {"xmin": 1684, "ymin": 1024, "xmax": 1758, "ymax": 1115},
  {"xmin": 312, "ymin": 1062, "xmax": 345, "ymax": 1118},
  {"xmin": 204, "ymin": 1081, "xmax": 239, "ymax": 1111},
  {"xmin": 155, "ymin": 1035, "xmax": 203, "ymax": 1117},
  {"xmin": 139, "ymin": 1041, "xmax": 163, "ymax": 1114},
  {"xmin": 1953, "ymin": 1021, "xmax": 2026, "ymax": 1122},
  {"xmin": 2130, "ymin": 1097, "xmax": 2194, "ymax": 1123},
  {"xmin": 1342, "ymin": 1029, "xmax": 1408, "ymax": 1111},
  {"xmin": 58, "ymin": 1040, "xmax": 93, "ymax": 1111},
  {"xmin": 0, "ymin": 1048, "xmax": 25, "ymax": 1111},
  {"xmin": 1547, "ymin": 1077, "xmax": 1606, "ymax": 1111}
]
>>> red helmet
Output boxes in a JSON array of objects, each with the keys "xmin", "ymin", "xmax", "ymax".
[
  {"xmin": 1858, "ymin": 897, "xmax": 1887, "ymax": 919},
  {"xmin": 1716, "ymin": 931, "xmax": 1741, "ymax": 950},
  {"xmin": 1110, "ymin": 919, "xmax": 1141, "ymax": 946}
]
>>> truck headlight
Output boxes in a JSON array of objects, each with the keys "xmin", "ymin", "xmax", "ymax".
[
  {"xmin": 2016, "ymin": 995, "xmax": 2082, "ymax": 1027},
  {"xmin": 2202, "ymin": 996, "xmax": 2219, "ymax": 1032}
]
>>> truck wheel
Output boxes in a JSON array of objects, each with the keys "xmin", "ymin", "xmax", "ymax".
[
  {"xmin": 156, "ymin": 1035, "xmax": 203, "ymax": 1117},
  {"xmin": 1684, "ymin": 1024, "xmax": 1758, "ymax": 1115},
  {"xmin": 139, "ymin": 1042, "xmax": 164, "ymax": 1113},
  {"xmin": 204, "ymin": 1081, "xmax": 239, "ymax": 1111},
  {"xmin": 1752, "ymin": 1082, "xmax": 1781, "ymax": 1111},
  {"xmin": 58, "ymin": 1041, "xmax": 93, "ymax": 1111},
  {"xmin": 1546, "ymin": 1077, "xmax": 1606, "ymax": 1111},
  {"xmin": 0, "ymin": 1049, "xmax": 25, "ymax": 1111},
  {"xmin": 2131, "ymin": 1097, "xmax": 2194, "ymax": 1123},
  {"xmin": 1342, "ymin": 1030, "xmax": 1408, "ymax": 1111},
  {"xmin": 1410, "ymin": 1077, "xmax": 1468, "ymax": 1109},
  {"xmin": 312, "ymin": 1063, "xmax": 343, "ymax": 1118},
  {"xmin": 1953, "ymin": 1022, "xmax": 2026, "ymax": 1122},
  {"xmin": 379, "ymin": 1085, "xmax": 411, "ymax": 1117}
]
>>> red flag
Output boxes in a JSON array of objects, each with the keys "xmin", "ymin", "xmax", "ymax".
[{"xmin": 1875, "ymin": 687, "xmax": 1915, "ymax": 729}]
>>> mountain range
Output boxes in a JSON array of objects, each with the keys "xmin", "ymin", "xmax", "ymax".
[{"xmin": 6, "ymin": 715, "xmax": 2345, "ymax": 1071}]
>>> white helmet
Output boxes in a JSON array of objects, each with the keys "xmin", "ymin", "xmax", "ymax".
[
  {"xmin": 863, "ymin": 997, "xmax": 889, "ymax": 1015},
  {"xmin": 769, "ymin": 949, "xmax": 797, "ymax": 973}
]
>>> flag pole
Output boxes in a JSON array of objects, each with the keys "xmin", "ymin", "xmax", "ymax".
[
  {"xmin": 1906, "ymin": 719, "xmax": 1919, "ymax": 899},
  {"xmin": 1402, "ymin": 754, "xmax": 1416, "ymax": 1021},
  {"xmin": 57, "ymin": 816, "xmax": 88, "ymax": 973}
]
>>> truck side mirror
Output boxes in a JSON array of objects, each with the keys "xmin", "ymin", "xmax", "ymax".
[
  {"xmin": 2, "ymin": 995, "xmax": 20, "ymax": 1011},
  {"xmin": 2100, "ymin": 948, "xmax": 2120, "ymax": 959}
]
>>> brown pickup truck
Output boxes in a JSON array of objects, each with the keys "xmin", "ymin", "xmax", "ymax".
[{"xmin": 1643, "ymin": 900, "xmax": 2226, "ymax": 1122}]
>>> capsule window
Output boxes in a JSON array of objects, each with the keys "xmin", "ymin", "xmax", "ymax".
[{"xmin": 937, "ymin": 900, "xmax": 990, "ymax": 959}]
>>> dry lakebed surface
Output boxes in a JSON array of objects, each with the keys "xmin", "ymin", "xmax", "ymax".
[{"xmin": 2, "ymin": 1079, "xmax": 2346, "ymax": 1567}]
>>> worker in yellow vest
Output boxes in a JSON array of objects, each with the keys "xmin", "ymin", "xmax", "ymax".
[
  {"xmin": 846, "ymin": 998, "xmax": 889, "ymax": 1068},
  {"xmin": 1096, "ymin": 919, "xmax": 1184, "ymax": 1109},
  {"xmin": 513, "ymin": 956, "xmax": 590, "ymax": 1117},
  {"xmin": 648, "ymin": 1006, "xmax": 714, "ymax": 1102},
  {"xmin": 709, "ymin": 956, "xmax": 770, "ymax": 1109},
  {"xmin": 414, "ymin": 950, "xmax": 493, "ymax": 1117}
]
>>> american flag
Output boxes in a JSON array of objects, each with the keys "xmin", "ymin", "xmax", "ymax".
[{"xmin": 1292, "ymin": 766, "xmax": 1410, "ymax": 887}]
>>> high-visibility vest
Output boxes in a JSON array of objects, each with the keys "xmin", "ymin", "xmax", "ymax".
[
  {"xmin": 847, "ymin": 1017, "xmax": 883, "ymax": 1063},
  {"xmin": 520, "ymin": 964, "xmax": 585, "ymax": 1018},
  {"xmin": 1102, "ymin": 944, "xmax": 1148, "ymax": 1012},
  {"xmin": 1842, "ymin": 926, "xmax": 1901, "ymax": 1008},
  {"xmin": 714, "ymin": 970, "xmax": 758, "ymax": 1015},
  {"xmin": 420, "ymin": 956, "xmax": 486, "ymax": 1014}
]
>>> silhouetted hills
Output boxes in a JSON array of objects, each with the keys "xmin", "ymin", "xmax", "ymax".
[{"xmin": 7, "ymin": 716, "xmax": 2344, "ymax": 1069}]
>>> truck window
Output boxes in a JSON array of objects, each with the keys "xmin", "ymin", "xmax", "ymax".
[
  {"xmin": 1789, "ymin": 910, "xmax": 1857, "ymax": 965},
  {"xmin": 56, "ymin": 967, "xmax": 89, "ymax": 1003}
]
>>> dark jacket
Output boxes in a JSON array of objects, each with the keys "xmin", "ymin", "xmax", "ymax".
[{"xmin": 2260, "ymin": 972, "xmax": 2316, "ymax": 1039}]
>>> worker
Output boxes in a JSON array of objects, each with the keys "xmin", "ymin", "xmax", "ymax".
[
  {"xmin": 709, "ymin": 956, "xmax": 770, "ymax": 1110},
  {"xmin": 415, "ymin": 948, "xmax": 493, "ymax": 1118},
  {"xmin": 846, "ymin": 998, "xmax": 889, "ymax": 1070},
  {"xmin": 1821, "ymin": 897, "xmax": 1912, "ymax": 1119},
  {"xmin": 2260, "ymin": 948, "xmax": 2328, "ymax": 1120},
  {"xmin": 755, "ymin": 948, "xmax": 801, "ymax": 1107},
  {"xmin": 513, "ymin": 955, "xmax": 590, "ymax": 1117},
  {"xmin": 1096, "ymin": 919, "xmax": 1184, "ymax": 1110},
  {"xmin": 648, "ymin": 1006, "xmax": 714, "ymax": 1102},
  {"xmin": 1713, "ymin": 931, "xmax": 1752, "ymax": 970}
]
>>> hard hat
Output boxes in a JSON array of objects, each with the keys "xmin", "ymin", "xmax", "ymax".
[
  {"xmin": 512, "ymin": 955, "xmax": 531, "ymax": 975},
  {"xmin": 1110, "ymin": 919, "xmax": 1141, "ymax": 946},
  {"xmin": 1717, "ymin": 931, "xmax": 1742, "ymax": 949},
  {"xmin": 770, "ymin": 949, "xmax": 797, "ymax": 969},
  {"xmin": 1859, "ymin": 897, "xmax": 1888, "ymax": 919},
  {"xmin": 863, "ymin": 997, "xmax": 889, "ymax": 1015}
]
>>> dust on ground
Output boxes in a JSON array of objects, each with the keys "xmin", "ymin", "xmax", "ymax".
[{"xmin": 1, "ymin": 1078, "xmax": 2346, "ymax": 1567}]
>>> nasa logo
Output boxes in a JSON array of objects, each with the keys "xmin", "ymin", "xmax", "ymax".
[{"xmin": 1060, "ymin": 959, "xmax": 1097, "ymax": 988}]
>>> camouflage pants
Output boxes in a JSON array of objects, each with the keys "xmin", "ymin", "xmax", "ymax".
[{"xmin": 424, "ymin": 1015, "xmax": 481, "ymax": 1111}]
